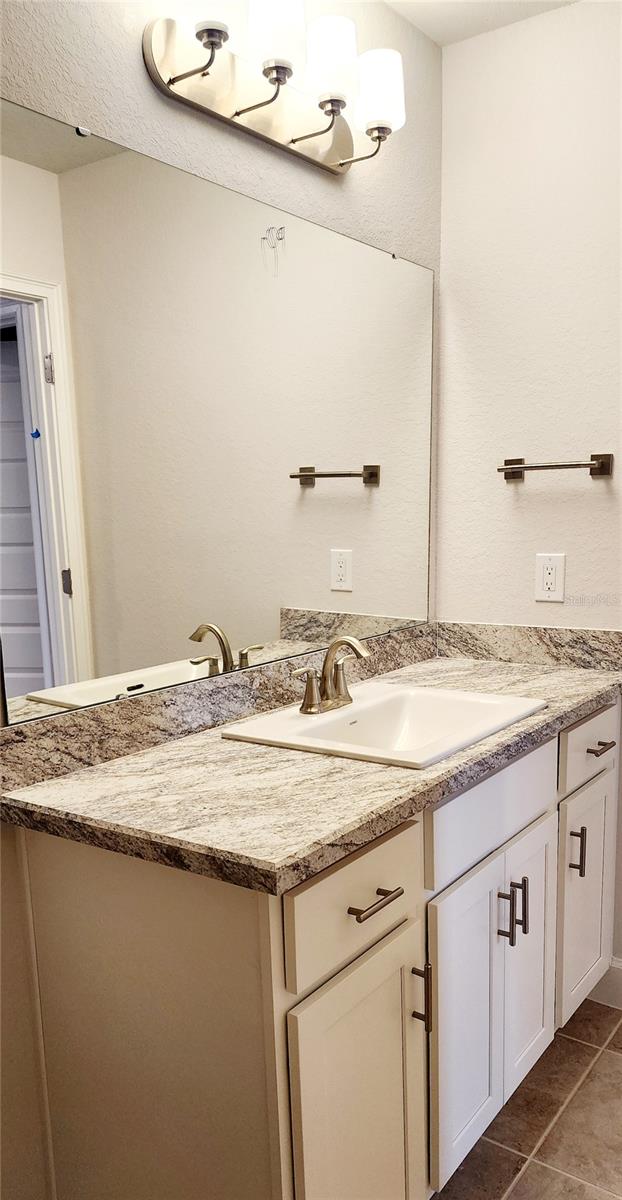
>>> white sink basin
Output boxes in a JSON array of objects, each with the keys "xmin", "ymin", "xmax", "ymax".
[
  {"xmin": 223, "ymin": 679, "xmax": 547, "ymax": 768},
  {"xmin": 27, "ymin": 657, "xmax": 221, "ymax": 709}
]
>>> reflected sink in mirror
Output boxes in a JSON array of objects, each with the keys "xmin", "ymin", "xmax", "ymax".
[
  {"xmin": 223, "ymin": 680, "xmax": 547, "ymax": 768},
  {"xmin": 27, "ymin": 658, "xmax": 226, "ymax": 710}
]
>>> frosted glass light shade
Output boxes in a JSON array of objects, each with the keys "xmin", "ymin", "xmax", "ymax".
[
  {"xmin": 306, "ymin": 15, "xmax": 357, "ymax": 105},
  {"xmin": 356, "ymin": 48, "xmax": 406, "ymax": 134},
  {"xmin": 248, "ymin": 0, "xmax": 306, "ymax": 74}
]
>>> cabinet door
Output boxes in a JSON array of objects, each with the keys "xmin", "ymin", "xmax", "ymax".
[
  {"xmin": 287, "ymin": 919, "xmax": 427, "ymax": 1200},
  {"xmin": 503, "ymin": 812, "xmax": 557, "ymax": 1099},
  {"xmin": 428, "ymin": 851, "xmax": 506, "ymax": 1193},
  {"xmin": 557, "ymin": 767, "xmax": 618, "ymax": 1025}
]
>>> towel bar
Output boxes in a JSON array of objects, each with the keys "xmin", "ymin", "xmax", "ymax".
[{"xmin": 498, "ymin": 454, "xmax": 613, "ymax": 482}]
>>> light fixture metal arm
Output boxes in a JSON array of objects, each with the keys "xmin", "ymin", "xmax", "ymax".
[
  {"xmin": 291, "ymin": 112, "xmax": 336, "ymax": 146},
  {"xmin": 338, "ymin": 136, "xmax": 383, "ymax": 168},
  {"xmin": 168, "ymin": 43, "xmax": 216, "ymax": 87},
  {"xmin": 234, "ymin": 79, "xmax": 283, "ymax": 119}
]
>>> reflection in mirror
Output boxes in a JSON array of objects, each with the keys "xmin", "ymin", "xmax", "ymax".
[{"xmin": 0, "ymin": 100, "xmax": 433, "ymax": 724}]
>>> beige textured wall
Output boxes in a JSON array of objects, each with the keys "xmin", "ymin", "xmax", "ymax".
[
  {"xmin": 0, "ymin": 156, "xmax": 66, "ymax": 282},
  {"xmin": 437, "ymin": 1, "xmax": 621, "ymax": 630},
  {"xmin": 0, "ymin": 1, "xmax": 442, "ymax": 270}
]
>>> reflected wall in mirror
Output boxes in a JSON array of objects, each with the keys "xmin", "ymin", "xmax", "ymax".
[{"xmin": 0, "ymin": 100, "xmax": 433, "ymax": 724}]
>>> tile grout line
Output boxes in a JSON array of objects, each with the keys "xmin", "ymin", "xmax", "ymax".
[
  {"xmin": 497, "ymin": 1017, "xmax": 622, "ymax": 1200},
  {"xmin": 481, "ymin": 1135, "xmax": 529, "ymax": 1158},
  {"xmin": 526, "ymin": 1157, "xmax": 622, "ymax": 1199},
  {"xmin": 558, "ymin": 1028, "xmax": 620, "ymax": 1051}
]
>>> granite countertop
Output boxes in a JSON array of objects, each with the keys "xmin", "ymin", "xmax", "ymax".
[{"xmin": 2, "ymin": 658, "xmax": 620, "ymax": 894}]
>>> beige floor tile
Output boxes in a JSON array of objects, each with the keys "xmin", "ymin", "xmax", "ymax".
[
  {"xmin": 434, "ymin": 1138, "xmax": 525, "ymax": 1199},
  {"xmin": 562, "ymin": 1000, "xmax": 622, "ymax": 1048},
  {"xmin": 486, "ymin": 1034, "xmax": 597, "ymax": 1155},
  {"xmin": 536, "ymin": 1051, "xmax": 622, "ymax": 1196},
  {"xmin": 510, "ymin": 1161, "xmax": 618, "ymax": 1199}
]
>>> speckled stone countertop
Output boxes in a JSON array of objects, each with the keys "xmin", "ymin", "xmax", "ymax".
[{"xmin": 2, "ymin": 659, "xmax": 620, "ymax": 894}]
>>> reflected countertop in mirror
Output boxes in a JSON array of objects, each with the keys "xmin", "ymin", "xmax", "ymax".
[{"xmin": 0, "ymin": 99, "xmax": 433, "ymax": 725}]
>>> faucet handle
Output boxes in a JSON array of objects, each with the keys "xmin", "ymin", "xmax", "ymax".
[
  {"xmin": 189, "ymin": 654, "xmax": 220, "ymax": 674},
  {"xmin": 238, "ymin": 645, "xmax": 264, "ymax": 669},
  {"xmin": 292, "ymin": 666, "xmax": 322, "ymax": 714},
  {"xmin": 333, "ymin": 652, "xmax": 356, "ymax": 703}
]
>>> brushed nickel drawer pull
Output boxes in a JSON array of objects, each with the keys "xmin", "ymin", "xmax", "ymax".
[
  {"xmin": 586, "ymin": 739, "xmax": 616, "ymax": 758},
  {"xmin": 511, "ymin": 876, "xmax": 530, "ymax": 935},
  {"xmin": 347, "ymin": 886, "xmax": 404, "ymax": 924},
  {"xmin": 412, "ymin": 962, "xmax": 432, "ymax": 1032},
  {"xmin": 570, "ymin": 826, "xmax": 587, "ymax": 877},
  {"xmin": 498, "ymin": 887, "xmax": 518, "ymax": 947}
]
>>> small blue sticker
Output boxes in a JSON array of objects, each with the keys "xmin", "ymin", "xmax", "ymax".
[{"xmin": 31, "ymin": 428, "xmax": 41, "ymax": 439}]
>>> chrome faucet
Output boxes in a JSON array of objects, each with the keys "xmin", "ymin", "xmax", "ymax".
[
  {"xmin": 294, "ymin": 635, "xmax": 371, "ymax": 715},
  {"xmin": 189, "ymin": 623, "xmax": 235, "ymax": 674}
]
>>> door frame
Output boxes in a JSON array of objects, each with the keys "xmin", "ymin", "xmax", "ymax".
[
  {"xmin": 0, "ymin": 272, "xmax": 93, "ymax": 687},
  {"xmin": 0, "ymin": 299, "xmax": 54, "ymax": 688}
]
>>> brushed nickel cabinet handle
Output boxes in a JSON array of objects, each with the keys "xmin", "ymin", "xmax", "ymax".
[
  {"xmin": 412, "ymin": 962, "xmax": 432, "ymax": 1032},
  {"xmin": 586, "ymin": 739, "xmax": 616, "ymax": 757},
  {"xmin": 347, "ymin": 886, "xmax": 404, "ymax": 924},
  {"xmin": 498, "ymin": 887, "xmax": 518, "ymax": 947},
  {"xmin": 511, "ymin": 876, "xmax": 530, "ymax": 935},
  {"xmin": 570, "ymin": 826, "xmax": 587, "ymax": 877}
]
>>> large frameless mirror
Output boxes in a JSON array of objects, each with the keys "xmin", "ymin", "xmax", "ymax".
[{"xmin": 0, "ymin": 98, "xmax": 433, "ymax": 724}]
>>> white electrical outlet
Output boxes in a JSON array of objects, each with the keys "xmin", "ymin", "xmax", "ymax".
[
  {"xmin": 331, "ymin": 549, "xmax": 353, "ymax": 592},
  {"xmin": 535, "ymin": 553, "xmax": 566, "ymax": 602}
]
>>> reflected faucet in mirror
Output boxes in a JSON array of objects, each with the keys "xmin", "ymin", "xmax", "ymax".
[
  {"xmin": 189, "ymin": 626, "xmax": 266, "ymax": 673},
  {"xmin": 294, "ymin": 635, "xmax": 371, "ymax": 715},
  {"xmin": 189, "ymin": 624, "xmax": 235, "ymax": 674}
]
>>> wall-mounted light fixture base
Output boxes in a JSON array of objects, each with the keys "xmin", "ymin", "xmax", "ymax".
[{"xmin": 143, "ymin": 19, "xmax": 357, "ymax": 175}]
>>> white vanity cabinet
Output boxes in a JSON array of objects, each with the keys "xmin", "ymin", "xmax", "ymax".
[
  {"xmin": 428, "ymin": 811, "xmax": 558, "ymax": 1192},
  {"xmin": 556, "ymin": 703, "xmax": 620, "ymax": 1025},
  {"xmin": 285, "ymin": 821, "xmax": 429, "ymax": 1200}
]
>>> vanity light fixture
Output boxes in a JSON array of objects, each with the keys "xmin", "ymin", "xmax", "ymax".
[
  {"xmin": 291, "ymin": 15, "xmax": 357, "ymax": 146},
  {"xmin": 143, "ymin": 9, "xmax": 407, "ymax": 175}
]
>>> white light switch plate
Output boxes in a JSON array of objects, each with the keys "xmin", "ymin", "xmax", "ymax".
[
  {"xmin": 535, "ymin": 553, "xmax": 565, "ymax": 602},
  {"xmin": 331, "ymin": 549, "xmax": 353, "ymax": 592}
]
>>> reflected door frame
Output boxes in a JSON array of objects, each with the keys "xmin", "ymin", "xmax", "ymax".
[{"xmin": 0, "ymin": 272, "xmax": 94, "ymax": 690}]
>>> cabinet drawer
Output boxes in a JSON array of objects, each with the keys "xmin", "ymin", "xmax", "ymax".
[
  {"xmin": 283, "ymin": 821, "xmax": 423, "ymax": 995},
  {"xmin": 424, "ymin": 739, "xmax": 557, "ymax": 894},
  {"xmin": 558, "ymin": 703, "xmax": 619, "ymax": 798}
]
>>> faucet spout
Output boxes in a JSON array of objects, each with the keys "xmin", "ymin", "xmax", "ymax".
[
  {"xmin": 319, "ymin": 635, "xmax": 371, "ymax": 703},
  {"xmin": 188, "ymin": 623, "xmax": 235, "ymax": 674}
]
